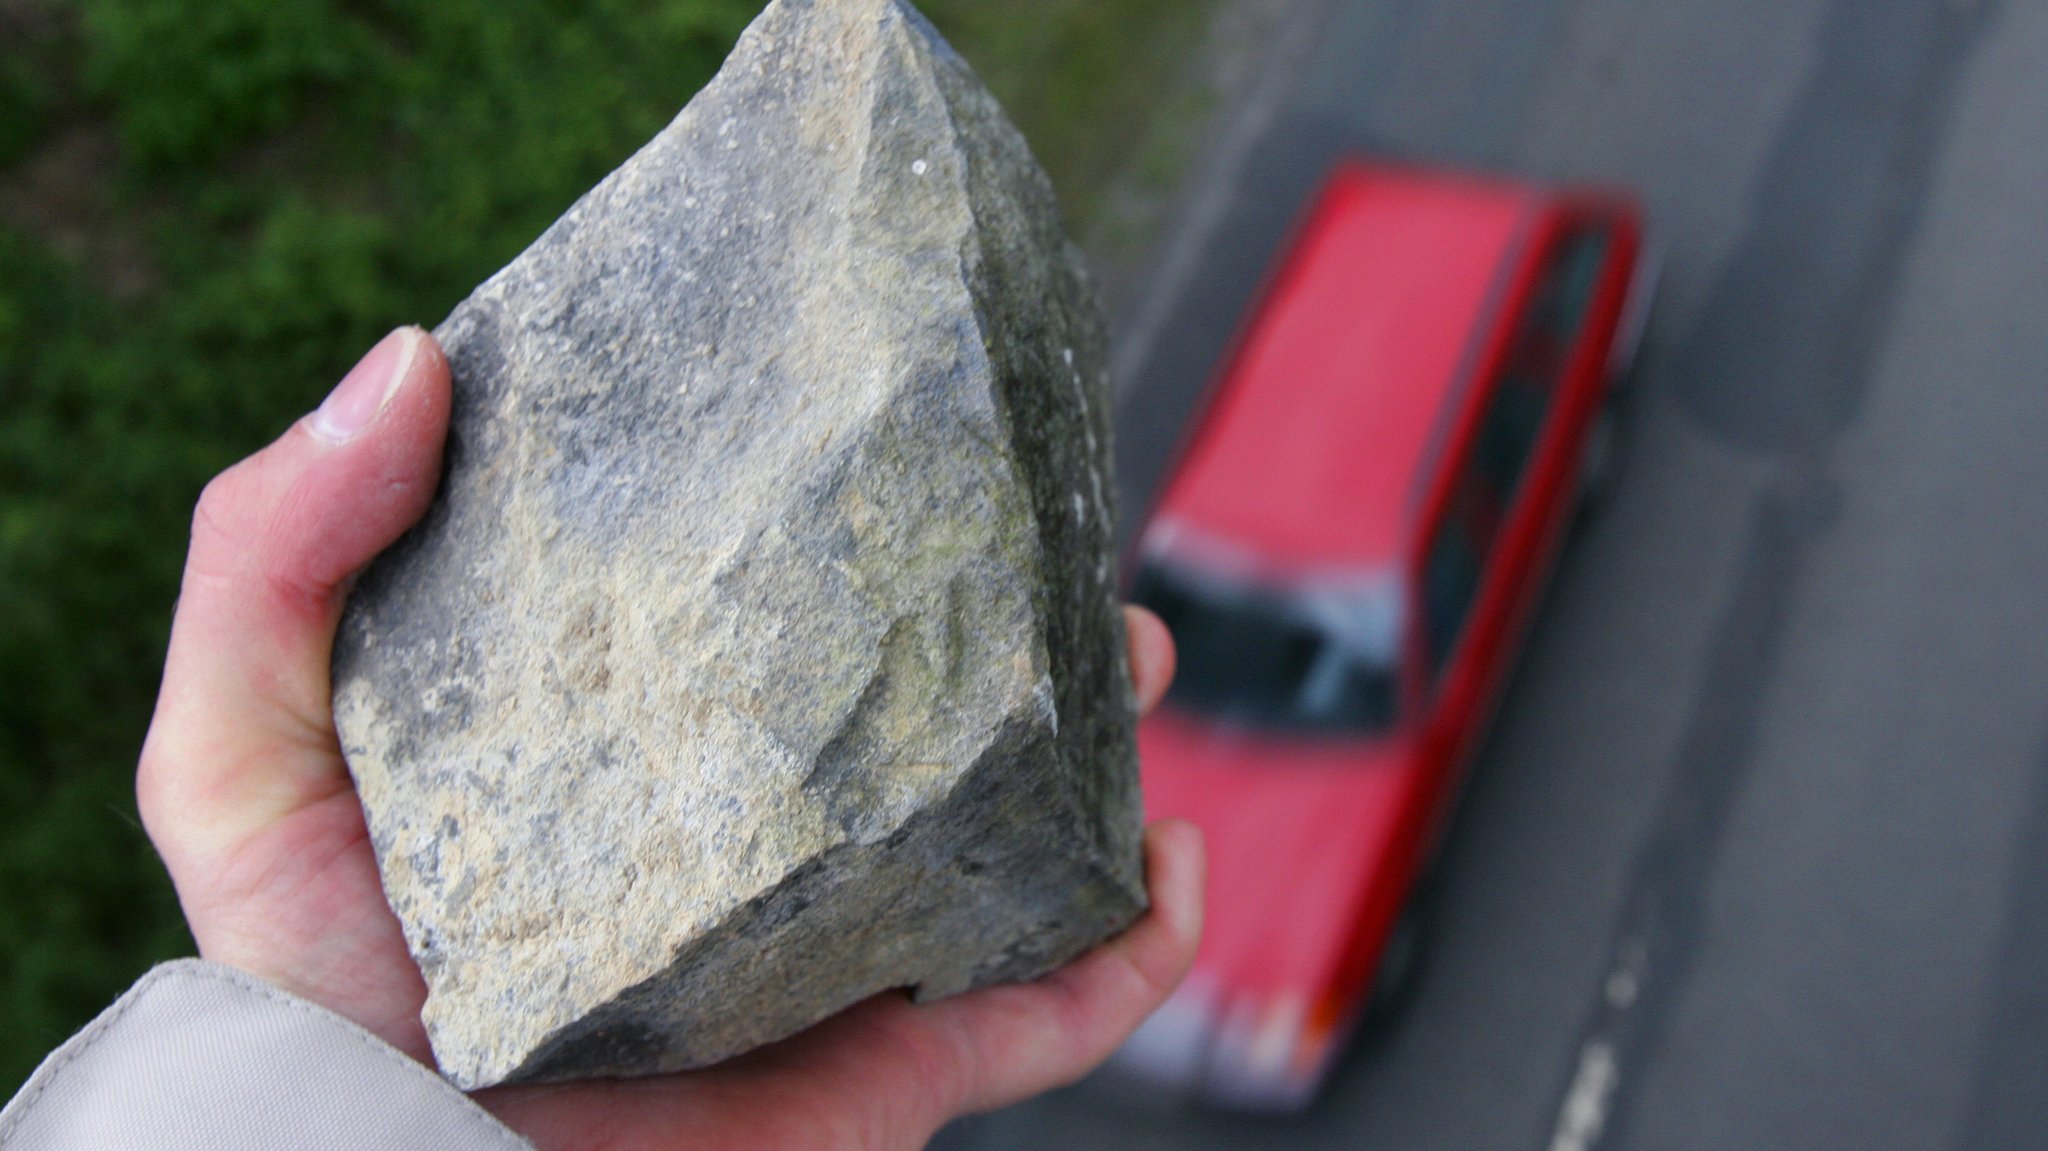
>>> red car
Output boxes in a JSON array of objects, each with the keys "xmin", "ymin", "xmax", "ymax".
[{"xmin": 1114, "ymin": 162, "xmax": 1653, "ymax": 1110}]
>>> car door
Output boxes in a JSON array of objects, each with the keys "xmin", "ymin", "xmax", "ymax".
[{"xmin": 1411, "ymin": 218, "xmax": 1619, "ymax": 809}]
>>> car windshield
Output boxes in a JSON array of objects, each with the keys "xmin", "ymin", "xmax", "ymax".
[{"xmin": 1131, "ymin": 557, "xmax": 1404, "ymax": 735}]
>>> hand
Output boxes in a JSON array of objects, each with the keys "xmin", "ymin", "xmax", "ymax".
[{"xmin": 138, "ymin": 327, "xmax": 1204, "ymax": 1150}]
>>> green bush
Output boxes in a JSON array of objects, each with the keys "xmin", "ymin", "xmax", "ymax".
[
  {"xmin": 0, "ymin": 55, "xmax": 48, "ymax": 169},
  {"xmin": 0, "ymin": 0, "xmax": 1213, "ymax": 1095},
  {"xmin": 78, "ymin": 0, "xmax": 366, "ymax": 168}
]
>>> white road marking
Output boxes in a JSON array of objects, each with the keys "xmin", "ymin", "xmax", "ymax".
[
  {"xmin": 1548, "ymin": 1041, "xmax": 1620, "ymax": 1151},
  {"xmin": 1548, "ymin": 929, "xmax": 1651, "ymax": 1150}
]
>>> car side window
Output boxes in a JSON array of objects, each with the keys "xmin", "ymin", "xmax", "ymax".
[
  {"xmin": 1422, "ymin": 480, "xmax": 1492, "ymax": 684},
  {"xmin": 1421, "ymin": 226, "xmax": 1611, "ymax": 683}
]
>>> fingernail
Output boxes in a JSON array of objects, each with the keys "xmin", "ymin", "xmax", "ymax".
[{"xmin": 309, "ymin": 327, "xmax": 423, "ymax": 444}]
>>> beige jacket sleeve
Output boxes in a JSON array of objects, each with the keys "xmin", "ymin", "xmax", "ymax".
[{"xmin": 0, "ymin": 960, "xmax": 534, "ymax": 1150}]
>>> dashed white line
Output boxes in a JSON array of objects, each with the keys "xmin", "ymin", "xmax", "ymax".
[{"xmin": 1548, "ymin": 1040, "xmax": 1620, "ymax": 1151}]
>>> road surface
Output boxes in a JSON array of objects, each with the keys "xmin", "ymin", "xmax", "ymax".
[{"xmin": 937, "ymin": 0, "xmax": 2048, "ymax": 1147}]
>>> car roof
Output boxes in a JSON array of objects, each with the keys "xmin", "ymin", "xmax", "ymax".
[{"xmin": 1149, "ymin": 163, "xmax": 1538, "ymax": 574}]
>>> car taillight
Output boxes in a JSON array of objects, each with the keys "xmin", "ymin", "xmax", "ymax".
[
  {"xmin": 1293, "ymin": 990, "xmax": 1355, "ymax": 1082},
  {"xmin": 1107, "ymin": 980, "xmax": 1351, "ymax": 1111}
]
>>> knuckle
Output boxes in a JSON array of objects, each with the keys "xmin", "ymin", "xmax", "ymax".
[
  {"xmin": 134, "ymin": 742, "xmax": 167, "ymax": 826},
  {"xmin": 186, "ymin": 455, "xmax": 321, "ymax": 613},
  {"xmin": 190, "ymin": 463, "xmax": 259, "ymax": 564},
  {"xmin": 185, "ymin": 450, "xmax": 335, "ymax": 619},
  {"xmin": 133, "ymin": 731, "xmax": 188, "ymax": 856},
  {"xmin": 875, "ymin": 1013, "xmax": 972, "ymax": 1139}
]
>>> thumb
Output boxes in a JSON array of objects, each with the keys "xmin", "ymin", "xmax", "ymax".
[{"xmin": 140, "ymin": 327, "xmax": 451, "ymax": 870}]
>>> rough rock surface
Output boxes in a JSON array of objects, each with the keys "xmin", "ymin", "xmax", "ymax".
[{"xmin": 331, "ymin": 0, "xmax": 1144, "ymax": 1091}]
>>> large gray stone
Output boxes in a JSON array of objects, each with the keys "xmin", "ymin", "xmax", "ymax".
[{"xmin": 331, "ymin": 0, "xmax": 1144, "ymax": 1091}]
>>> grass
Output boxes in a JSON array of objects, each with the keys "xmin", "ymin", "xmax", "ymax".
[{"xmin": 0, "ymin": 0, "xmax": 1222, "ymax": 1096}]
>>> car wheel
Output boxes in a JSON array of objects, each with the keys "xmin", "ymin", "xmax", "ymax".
[
  {"xmin": 1580, "ymin": 235, "xmax": 1659, "ymax": 515},
  {"xmin": 1365, "ymin": 898, "xmax": 1430, "ymax": 1026},
  {"xmin": 1577, "ymin": 405, "xmax": 1621, "ymax": 509},
  {"xmin": 1605, "ymin": 233, "xmax": 1663, "ymax": 389}
]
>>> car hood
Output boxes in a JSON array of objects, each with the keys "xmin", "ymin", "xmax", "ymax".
[
  {"xmin": 1116, "ymin": 707, "xmax": 1421, "ymax": 1105},
  {"xmin": 1140, "ymin": 707, "xmax": 1411, "ymax": 998}
]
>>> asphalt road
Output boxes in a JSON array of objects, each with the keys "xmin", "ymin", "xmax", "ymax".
[{"xmin": 936, "ymin": 0, "xmax": 2048, "ymax": 1147}]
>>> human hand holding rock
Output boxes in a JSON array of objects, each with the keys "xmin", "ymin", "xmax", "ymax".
[{"xmin": 137, "ymin": 327, "xmax": 1205, "ymax": 1149}]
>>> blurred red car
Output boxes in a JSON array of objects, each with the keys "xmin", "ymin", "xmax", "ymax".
[{"xmin": 1115, "ymin": 162, "xmax": 1653, "ymax": 1110}]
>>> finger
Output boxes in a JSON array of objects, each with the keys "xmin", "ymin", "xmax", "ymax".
[
  {"xmin": 139, "ymin": 327, "xmax": 452, "ymax": 868},
  {"xmin": 918, "ymin": 818, "xmax": 1206, "ymax": 1117},
  {"xmin": 1123, "ymin": 605, "xmax": 1176, "ymax": 716}
]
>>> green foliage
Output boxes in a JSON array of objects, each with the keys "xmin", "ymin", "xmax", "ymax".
[
  {"xmin": 919, "ymin": 0, "xmax": 1216, "ymax": 224},
  {"xmin": 0, "ymin": 0, "xmax": 1214, "ymax": 1097},
  {"xmin": 78, "ymin": 0, "xmax": 368, "ymax": 168},
  {"xmin": 0, "ymin": 227, "xmax": 193, "ymax": 1081},
  {"xmin": 0, "ymin": 56, "xmax": 49, "ymax": 168}
]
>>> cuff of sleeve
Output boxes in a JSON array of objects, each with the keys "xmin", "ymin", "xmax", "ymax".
[{"xmin": 0, "ymin": 959, "xmax": 533, "ymax": 1151}]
